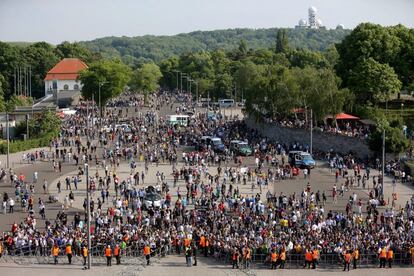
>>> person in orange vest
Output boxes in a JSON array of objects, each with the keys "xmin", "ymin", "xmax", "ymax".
[
  {"xmin": 379, "ymin": 247, "xmax": 387, "ymax": 268},
  {"xmin": 387, "ymin": 248, "xmax": 394, "ymax": 268},
  {"xmin": 52, "ymin": 244, "xmax": 60, "ymax": 265},
  {"xmin": 352, "ymin": 248, "xmax": 359, "ymax": 269},
  {"xmin": 105, "ymin": 245, "xmax": 112, "ymax": 266},
  {"xmin": 144, "ymin": 244, "xmax": 151, "ymax": 265},
  {"xmin": 304, "ymin": 248, "xmax": 313, "ymax": 269},
  {"xmin": 270, "ymin": 249, "xmax": 278, "ymax": 269},
  {"xmin": 82, "ymin": 245, "xmax": 88, "ymax": 267},
  {"xmin": 0, "ymin": 242, "xmax": 3, "ymax": 258},
  {"xmin": 312, "ymin": 248, "xmax": 319, "ymax": 269},
  {"xmin": 242, "ymin": 245, "xmax": 251, "ymax": 269},
  {"xmin": 114, "ymin": 244, "xmax": 121, "ymax": 265},
  {"xmin": 343, "ymin": 250, "xmax": 351, "ymax": 271},
  {"xmin": 232, "ymin": 248, "xmax": 239, "ymax": 269},
  {"xmin": 65, "ymin": 244, "xmax": 72, "ymax": 264},
  {"xmin": 279, "ymin": 249, "xmax": 286, "ymax": 269}
]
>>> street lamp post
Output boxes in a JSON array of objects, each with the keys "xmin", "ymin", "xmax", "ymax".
[
  {"xmin": 98, "ymin": 81, "xmax": 107, "ymax": 128},
  {"xmin": 85, "ymin": 163, "xmax": 91, "ymax": 269},
  {"xmin": 6, "ymin": 113, "xmax": 10, "ymax": 169},
  {"xmin": 310, "ymin": 109, "xmax": 313, "ymax": 155}
]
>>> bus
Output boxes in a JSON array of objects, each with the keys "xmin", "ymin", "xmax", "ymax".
[
  {"xmin": 219, "ymin": 99, "xmax": 235, "ymax": 108},
  {"xmin": 166, "ymin": 115, "xmax": 189, "ymax": 127}
]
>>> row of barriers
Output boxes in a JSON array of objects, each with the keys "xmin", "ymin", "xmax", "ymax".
[
  {"xmin": 212, "ymin": 250, "xmax": 413, "ymax": 269},
  {"xmin": 1, "ymin": 244, "xmax": 413, "ymax": 269}
]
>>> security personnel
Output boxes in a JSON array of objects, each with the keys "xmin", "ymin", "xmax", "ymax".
[
  {"xmin": 232, "ymin": 248, "xmax": 239, "ymax": 269},
  {"xmin": 279, "ymin": 249, "xmax": 286, "ymax": 269},
  {"xmin": 144, "ymin": 244, "xmax": 151, "ymax": 265},
  {"xmin": 312, "ymin": 248, "xmax": 319, "ymax": 269},
  {"xmin": 352, "ymin": 248, "xmax": 359, "ymax": 269},
  {"xmin": 343, "ymin": 250, "xmax": 351, "ymax": 271},
  {"xmin": 270, "ymin": 249, "xmax": 278, "ymax": 269},
  {"xmin": 0, "ymin": 242, "xmax": 3, "ymax": 258},
  {"xmin": 410, "ymin": 244, "xmax": 414, "ymax": 265},
  {"xmin": 387, "ymin": 248, "xmax": 394, "ymax": 268},
  {"xmin": 82, "ymin": 245, "xmax": 88, "ymax": 267},
  {"xmin": 52, "ymin": 244, "xmax": 60, "ymax": 265},
  {"xmin": 242, "ymin": 245, "xmax": 251, "ymax": 269},
  {"xmin": 105, "ymin": 245, "xmax": 112, "ymax": 266},
  {"xmin": 65, "ymin": 244, "xmax": 72, "ymax": 264},
  {"xmin": 114, "ymin": 244, "xmax": 121, "ymax": 265},
  {"xmin": 304, "ymin": 248, "xmax": 313, "ymax": 269},
  {"xmin": 184, "ymin": 237, "xmax": 191, "ymax": 248},
  {"xmin": 379, "ymin": 247, "xmax": 387, "ymax": 268}
]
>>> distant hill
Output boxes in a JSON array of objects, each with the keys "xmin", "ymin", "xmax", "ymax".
[{"xmin": 80, "ymin": 28, "xmax": 351, "ymax": 65}]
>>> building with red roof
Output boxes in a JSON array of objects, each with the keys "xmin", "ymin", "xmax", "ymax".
[{"xmin": 44, "ymin": 58, "xmax": 88, "ymax": 96}]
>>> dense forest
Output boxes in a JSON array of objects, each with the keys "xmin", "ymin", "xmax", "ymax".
[{"xmin": 80, "ymin": 28, "xmax": 351, "ymax": 66}]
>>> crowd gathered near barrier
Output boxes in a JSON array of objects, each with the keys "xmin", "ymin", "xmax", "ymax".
[{"xmin": 0, "ymin": 91, "xmax": 414, "ymax": 272}]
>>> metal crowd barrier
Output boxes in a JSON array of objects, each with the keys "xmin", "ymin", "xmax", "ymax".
[{"xmin": 0, "ymin": 243, "xmax": 169, "ymax": 266}]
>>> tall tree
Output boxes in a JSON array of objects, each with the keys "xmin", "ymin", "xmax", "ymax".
[
  {"xmin": 79, "ymin": 59, "xmax": 131, "ymax": 105},
  {"xmin": 24, "ymin": 42, "xmax": 59, "ymax": 98},
  {"xmin": 275, "ymin": 29, "xmax": 289, "ymax": 54},
  {"xmin": 348, "ymin": 58, "xmax": 402, "ymax": 103},
  {"xmin": 54, "ymin": 41, "xmax": 98, "ymax": 63},
  {"xmin": 130, "ymin": 63, "xmax": 162, "ymax": 102}
]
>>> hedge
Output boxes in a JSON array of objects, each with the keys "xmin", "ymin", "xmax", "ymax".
[{"xmin": 0, "ymin": 132, "xmax": 57, "ymax": 154}]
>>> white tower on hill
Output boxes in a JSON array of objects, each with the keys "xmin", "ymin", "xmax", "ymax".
[{"xmin": 308, "ymin": 6, "xmax": 318, "ymax": 28}]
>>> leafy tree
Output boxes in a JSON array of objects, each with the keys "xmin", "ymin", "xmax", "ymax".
[
  {"xmin": 275, "ymin": 29, "xmax": 289, "ymax": 54},
  {"xmin": 368, "ymin": 121, "xmax": 409, "ymax": 153},
  {"xmin": 129, "ymin": 63, "xmax": 162, "ymax": 102},
  {"xmin": 348, "ymin": 58, "xmax": 402, "ymax": 103},
  {"xmin": 0, "ymin": 42, "xmax": 24, "ymax": 99},
  {"xmin": 79, "ymin": 59, "xmax": 131, "ymax": 105},
  {"xmin": 24, "ymin": 42, "xmax": 59, "ymax": 98}
]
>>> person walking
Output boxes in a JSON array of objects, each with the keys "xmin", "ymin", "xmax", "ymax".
[
  {"xmin": 52, "ymin": 244, "xmax": 60, "ymax": 265},
  {"xmin": 185, "ymin": 246, "xmax": 193, "ymax": 267},
  {"xmin": 82, "ymin": 245, "xmax": 88, "ymax": 267},
  {"xmin": 144, "ymin": 244, "xmax": 151, "ymax": 265},
  {"xmin": 66, "ymin": 244, "xmax": 72, "ymax": 264},
  {"xmin": 105, "ymin": 245, "xmax": 112, "ymax": 266}
]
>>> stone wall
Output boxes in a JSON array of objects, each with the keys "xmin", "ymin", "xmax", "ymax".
[{"xmin": 245, "ymin": 117, "xmax": 373, "ymax": 159}]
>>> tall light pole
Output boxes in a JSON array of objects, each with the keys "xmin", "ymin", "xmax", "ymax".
[
  {"xmin": 310, "ymin": 109, "xmax": 313, "ymax": 155},
  {"xmin": 6, "ymin": 113, "xmax": 10, "ymax": 169},
  {"xmin": 98, "ymin": 81, "xmax": 107, "ymax": 129},
  {"xmin": 85, "ymin": 163, "xmax": 91, "ymax": 269},
  {"xmin": 173, "ymin": 70, "xmax": 180, "ymax": 92},
  {"xmin": 180, "ymin": 73, "xmax": 187, "ymax": 93},
  {"xmin": 381, "ymin": 127, "xmax": 385, "ymax": 197}
]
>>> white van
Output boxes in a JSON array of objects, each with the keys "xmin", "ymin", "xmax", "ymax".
[
  {"xmin": 166, "ymin": 115, "xmax": 189, "ymax": 127},
  {"xmin": 219, "ymin": 99, "xmax": 235, "ymax": 108}
]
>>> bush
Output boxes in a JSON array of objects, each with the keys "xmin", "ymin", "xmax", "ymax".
[{"xmin": 0, "ymin": 132, "xmax": 56, "ymax": 154}]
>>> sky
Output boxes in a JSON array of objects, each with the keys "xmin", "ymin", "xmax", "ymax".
[{"xmin": 0, "ymin": 0, "xmax": 413, "ymax": 44}]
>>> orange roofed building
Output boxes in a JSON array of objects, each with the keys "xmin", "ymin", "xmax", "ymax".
[{"xmin": 44, "ymin": 58, "xmax": 88, "ymax": 96}]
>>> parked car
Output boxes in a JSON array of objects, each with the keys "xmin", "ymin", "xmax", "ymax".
[
  {"xmin": 195, "ymin": 136, "xmax": 211, "ymax": 151},
  {"xmin": 207, "ymin": 137, "xmax": 225, "ymax": 153},
  {"xmin": 288, "ymin": 151, "xmax": 316, "ymax": 168}
]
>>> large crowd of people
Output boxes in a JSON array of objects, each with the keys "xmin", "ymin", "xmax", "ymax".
[{"xmin": 0, "ymin": 91, "xmax": 414, "ymax": 272}]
